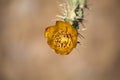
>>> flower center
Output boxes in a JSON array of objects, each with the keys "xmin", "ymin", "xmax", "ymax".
[{"xmin": 53, "ymin": 30, "xmax": 72, "ymax": 49}]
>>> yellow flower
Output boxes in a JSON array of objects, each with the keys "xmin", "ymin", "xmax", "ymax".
[{"xmin": 44, "ymin": 21, "xmax": 78, "ymax": 55}]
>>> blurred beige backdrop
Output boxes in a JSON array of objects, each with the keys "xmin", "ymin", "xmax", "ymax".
[{"xmin": 0, "ymin": 0, "xmax": 120, "ymax": 80}]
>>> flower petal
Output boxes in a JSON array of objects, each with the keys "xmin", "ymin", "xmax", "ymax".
[{"xmin": 44, "ymin": 21, "xmax": 78, "ymax": 55}]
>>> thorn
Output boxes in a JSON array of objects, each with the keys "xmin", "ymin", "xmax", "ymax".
[
  {"xmin": 79, "ymin": 21, "xmax": 85, "ymax": 27},
  {"xmin": 77, "ymin": 41, "xmax": 80, "ymax": 43},
  {"xmin": 77, "ymin": 41, "xmax": 81, "ymax": 45},
  {"xmin": 78, "ymin": 33, "xmax": 85, "ymax": 39}
]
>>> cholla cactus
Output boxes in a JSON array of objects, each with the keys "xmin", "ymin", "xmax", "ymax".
[
  {"xmin": 44, "ymin": 0, "xmax": 87, "ymax": 55},
  {"xmin": 57, "ymin": 0, "xmax": 87, "ymax": 29}
]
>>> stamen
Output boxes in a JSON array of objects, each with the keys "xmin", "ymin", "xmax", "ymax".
[{"xmin": 52, "ymin": 30, "xmax": 72, "ymax": 49}]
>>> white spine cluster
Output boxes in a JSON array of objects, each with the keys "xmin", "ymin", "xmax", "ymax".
[{"xmin": 57, "ymin": 0, "xmax": 87, "ymax": 29}]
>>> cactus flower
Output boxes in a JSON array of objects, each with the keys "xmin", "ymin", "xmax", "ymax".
[{"xmin": 44, "ymin": 21, "xmax": 78, "ymax": 55}]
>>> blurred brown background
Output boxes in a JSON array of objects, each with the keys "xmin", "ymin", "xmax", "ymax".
[{"xmin": 0, "ymin": 0, "xmax": 120, "ymax": 80}]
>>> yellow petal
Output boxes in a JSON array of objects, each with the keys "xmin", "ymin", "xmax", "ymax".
[{"xmin": 44, "ymin": 21, "xmax": 78, "ymax": 55}]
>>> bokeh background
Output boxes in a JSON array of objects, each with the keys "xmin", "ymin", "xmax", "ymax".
[{"xmin": 0, "ymin": 0, "xmax": 120, "ymax": 80}]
